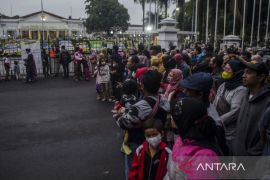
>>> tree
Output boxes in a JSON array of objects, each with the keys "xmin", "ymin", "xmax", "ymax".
[
  {"xmin": 144, "ymin": 11, "xmax": 162, "ymax": 27},
  {"xmin": 176, "ymin": 0, "xmax": 185, "ymax": 30},
  {"xmin": 84, "ymin": 0, "xmax": 130, "ymax": 34},
  {"xmin": 134, "ymin": 0, "xmax": 147, "ymax": 32},
  {"xmin": 158, "ymin": 0, "xmax": 171, "ymax": 18}
]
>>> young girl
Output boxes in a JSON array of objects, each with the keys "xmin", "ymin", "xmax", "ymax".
[
  {"xmin": 14, "ymin": 61, "xmax": 20, "ymax": 80},
  {"xmin": 166, "ymin": 98, "xmax": 222, "ymax": 180},
  {"xmin": 94, "ymin": 54, "xmax": 111, "ymax": 102}
]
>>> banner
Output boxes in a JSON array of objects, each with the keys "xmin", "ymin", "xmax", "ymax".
[{"xmin": 21, "ymin": 40, "xmax": 42, "ymax": 73}]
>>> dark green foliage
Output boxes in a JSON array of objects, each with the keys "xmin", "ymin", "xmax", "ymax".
[{"xmin": 84, "ymin": 0, "xmax": 130, "ymax": 34}]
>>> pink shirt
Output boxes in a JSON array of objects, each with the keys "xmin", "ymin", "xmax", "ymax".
[{"xmin": 171, "ymin": 137, "xmax": 220, "ymax": 180}]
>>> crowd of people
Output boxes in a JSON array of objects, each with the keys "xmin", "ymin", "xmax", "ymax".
[
  {"xmin": 1, "ymin": 42, "xmax": 270, "ymax": 179},
  {"xmin": 105, "ymin": 43, "xmax": 270, "ymax": 179},
  {"xmin": 1, "ymin": 45, "xmax": 96, "ymax": 83}
]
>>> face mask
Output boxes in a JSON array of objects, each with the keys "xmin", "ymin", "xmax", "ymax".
[
  {"xmin": 101, "ymin": 62, "xmax": 106, "ymax": 65},
  {"xmin": 146, "ymin": 134, "xmax": 162, "ymax": 148},
  {"xmin": 222, "ymin": 71, "xmax": 233, "ymax": 80}
]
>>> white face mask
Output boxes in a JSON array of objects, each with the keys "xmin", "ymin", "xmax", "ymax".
[
  {"xmin": 146, "ymin": 134, "xmax": 162, "ymax": 148},
  {"xmin": 101, "ymin": 62, "xmax": 106, "ymax": 65}
]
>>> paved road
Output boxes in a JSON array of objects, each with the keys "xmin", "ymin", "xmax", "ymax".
[{"xmin": 0, "ymin": 78, "xmax": 125, "ymax": 180}]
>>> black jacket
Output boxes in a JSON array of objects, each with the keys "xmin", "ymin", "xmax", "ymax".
[{"xmin": 234, "ymin": 86, "xmax": 270, "ymax": 156}]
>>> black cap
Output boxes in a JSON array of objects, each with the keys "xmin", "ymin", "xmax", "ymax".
[
  {"xmin": 242, "ymin": 60, "xmax": 269, "ymax": 75},
  {"xmin": 25, "ymin": 48, "xmax": 31, "ymax": 52}
]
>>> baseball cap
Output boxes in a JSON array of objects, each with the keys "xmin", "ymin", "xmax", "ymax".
[
  {"xmin": 180, "ymin": 72, "xmax": 213, "ymax": 92},
  {"xmin": 242, "ymin": 60, "xmax": 269, "ymax": 75}
]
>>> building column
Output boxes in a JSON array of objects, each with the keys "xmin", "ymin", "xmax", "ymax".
[
  {"xmin": 38, "ymin": 31, "xmax": 41, "ymax": 40},
  {"xmin": 29, "ymin": 30, "xmax": 32, "ymax": 39},
  {"xmin": 56, "ymin": 31, "xmax": 59, "ymax": 38}
]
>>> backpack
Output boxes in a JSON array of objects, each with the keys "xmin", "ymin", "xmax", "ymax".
[{"xmin": 142, "ymin": 96, "xmax": 162, "ymax": 128}]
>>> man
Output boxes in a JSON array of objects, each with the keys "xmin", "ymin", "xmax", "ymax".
[
  {"xmin": 234, "ymin": 60, "xmax": 270, "ymax": 156},
  {"xmin": 54, "ymin": 47, "xmax": 61, "ymax": 77},
  {"xmin": 41, "ymin": 49, "xmax": 49, "ymax": 78},
  {"xmin": 126, "ymin": 55, "xmax": 140, "ymax": 79},
  {"xmin": 222, "ymin": 46, "xmax": 238, "ymax": 67},
  {"xmin": 59, "ymin": 45, "xmax": 71, "ymax": 78},
  {"xmin": 192, "ymin": 46, "xmax": 205, "ymax": 65},
  {"xmin": 24, "ymin": 48, "xmax": 36, "ymax": 83},
  {"xmin": 174, "ymin": 53, "xmax": 191, "ymax": 78},
  {"xmin": 49, "ymin": 46, "xmax": 56, "ymax": 74}
]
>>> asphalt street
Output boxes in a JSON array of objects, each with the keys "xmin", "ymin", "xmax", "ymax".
[{"xmin": 0, "ymin": 78, "xmax": 125, "ymax": 180}]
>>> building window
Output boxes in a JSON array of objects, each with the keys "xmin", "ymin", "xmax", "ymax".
[
  {"xmin": 31, "ymin": 31, "xmax": 38, "ymax": 40},
  {"xmin": 22, "ymin": 31, "xmax": 29, "ymax": 39},
  {"xmin": 7, "ymin": 30, "xmax": 16, "ymax": 38},
  {"xmin": 59, "ymin": 31, "xmax": 65, "ymax": 38},
  {"xmin": 49, "ymin": 31, "xmax": 56, "ymax": 39}
]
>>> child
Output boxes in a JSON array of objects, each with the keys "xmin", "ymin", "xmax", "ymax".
[
  {"xmin": 168, "ymin": 98, "xmax": 222, "ymax": 179},
  {"xmin": 112, "ymin": 79, "xmax": 138, "ymax": 154},
  {"xmin": 82, "ymin": 54, "xmax": 90, "ymax": 81},
  {"xmin": 3, "ymin": 54, "xmax": 10, "ymax": 80},
  {"xmin": 94, "ymin": 54, "xmax": 111, "ymax": 102},
  {"xmin": 14, "ymin": 61, "xmax": 20, "ymax": 80},
  {"xmin": 128, "ymin": 119, "xmax": 171, "ymax": 180}
]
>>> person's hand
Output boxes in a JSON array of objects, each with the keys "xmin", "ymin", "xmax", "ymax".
[{"xmin": 116, "ymin": 82, "xmax": 123, "ymax": 88}]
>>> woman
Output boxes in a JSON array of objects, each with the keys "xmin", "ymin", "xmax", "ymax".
[
  {"xmin": 164, "ymin": 69, "xmax": 183, "ymax": 101},
  {"xmin": 213, "ymin": 59, "xmax": 247, "ymax": 154},
  {"xmin": 166, "ymin": 98, "xmax": 222, "ymax": 180}
]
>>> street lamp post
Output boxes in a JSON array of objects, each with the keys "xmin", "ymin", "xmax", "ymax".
[
  {"xmin": 41, "ymin": 0, "xmax": 45, "ymax": 50},
  {"xmin": 146, "ymin": 25, "xmax": 152, "ymax": 47},
  {"xmin": 257, "ymin": 0, "xmax": 262, "ymax": 47},
  {"xmin": 194, "ymin": 0, "xmax": 198, "ymax": 42},
  {"xmin": 214, "ymin": 0, "xmax": 219, "ymax": 49},
  {"xmin": 242, "ymin": 0, "xmax": 246, "ymax": 49},
  {"xmin": 265, "ymin": 0, "xmax": 270, "ymax": 45},
  {"xmin": 233, "ymin": 0, "xmax": 236, "ymax": 35},
  {"xmin": 250, "ymin": 0, "xmax": 256, "ymax": 46},
  {"xmin": 206, "ymin": 0, "xmax": 209, "ymax": 44}
]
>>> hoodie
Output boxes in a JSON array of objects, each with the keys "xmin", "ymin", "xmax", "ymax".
[
  {"xmin": 234, "ymin": 86, "xmax": 270, "ymax": 156},
  {"xmin": 117, "ymin": 95, "xmax": 170, "ymax": 129},
  {"xmin": 128, "ymin": 141, "xmax": 170, "ymax": 180},
  {"xmin": 117, "ymin": 96, "xmax": 170, "ymax": 144}
]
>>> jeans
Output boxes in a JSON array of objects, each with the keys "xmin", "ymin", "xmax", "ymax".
[
  {"xmin": 42, "ymin": 62, "xmax": 50, "ymax": 77},
  {"xmin": 54, "ymin": 58, "xmax": 60, "ymax": 76},
  {"xmin": 101, "ymin": 82, "xmax": 110, "ymax": 99},
  {"xmin": 62, "ymin": 63, "xmax": 69, "ymax": 78},
  {"xmin": 74, "ymin": 61, "xmax": 82, "ymax": 80},
  {"xmin": 124, "ymin": 142, "xmax": 139, "ymax": 180}
]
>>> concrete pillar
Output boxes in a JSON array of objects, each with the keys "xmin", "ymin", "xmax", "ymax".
[
  {"xmin": 38, "ymin": 31, "xmax": 41, "ymax": 40},
  {"xmin": 29, "ymin": 30, "xmax": 32, "ymax": 39}
]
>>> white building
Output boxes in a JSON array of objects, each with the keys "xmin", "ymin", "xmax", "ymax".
[
  {"xmin": 0, "ymin": 11, "xmax": 87, "ymax": 40},
  {"xmin": 0, "ymin": 11, "xmax": 145, "ymax": 40}
]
